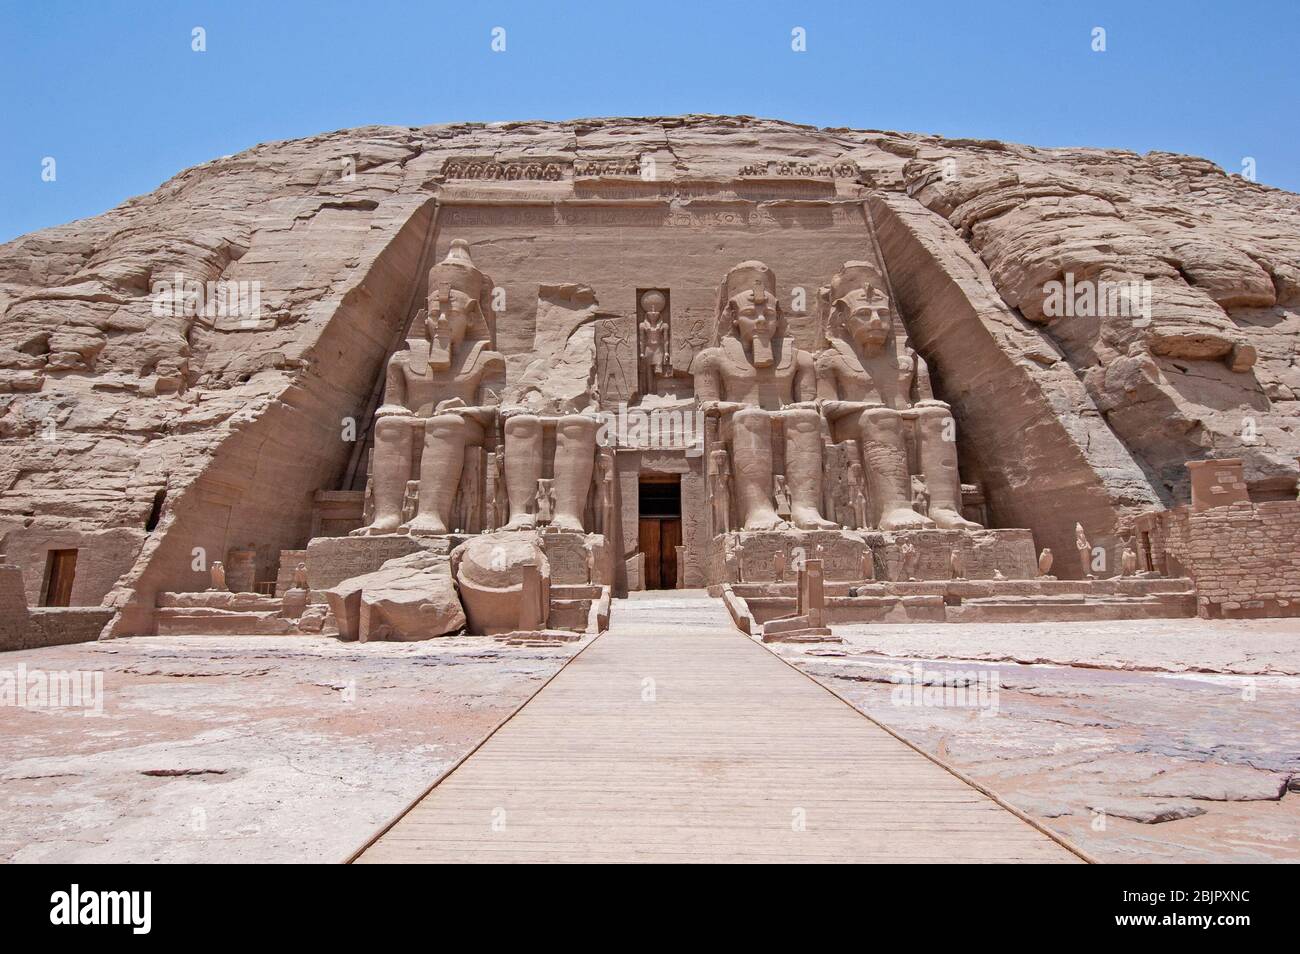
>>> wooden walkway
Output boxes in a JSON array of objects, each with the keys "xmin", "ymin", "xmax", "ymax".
[{"xmin": 353, "ymin": 595, "xmax": 1084, "ymax": 863}]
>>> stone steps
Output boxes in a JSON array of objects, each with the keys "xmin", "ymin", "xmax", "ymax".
[
  {"xmin": 547, "ymin": 584, "xmax": 611, "ymax": 634},
  {"xmin": 155, "ymin": 605, "xmax": 297, "ymax": 636}
]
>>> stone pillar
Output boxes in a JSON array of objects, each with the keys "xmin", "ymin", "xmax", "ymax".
[
  {"xmin": 1187, "ymin": 458, "xmax": 1249, "ymax": 512},
  {"xmin": 800, "ymin": 559, "xmax": 825, "ymax": 629},
  {"xmin": 518, "ymin": 561, "xmax": 547, "ymax": 631}
]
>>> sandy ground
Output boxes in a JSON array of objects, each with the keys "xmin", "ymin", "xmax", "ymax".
[
  {"xmin": 6, "ymin": 614, "xmax": 1298, "ymax": 864},
  {"xmin": 0, "ymin": 634, "xmax": 587, "ymax": 863},
  {"xmin": 774, "ymin": 618, "xmax": 1300, "ymax": 863}
]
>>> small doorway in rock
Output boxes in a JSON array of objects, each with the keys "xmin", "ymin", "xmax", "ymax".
[
  {"xmin": 638, "ymin": 475, "xmax": 681, "ymax": 589},
  {"xmin": 41, "ymin": 548, "xmax": 78, "ymax": 606},
  {"xmin": 1139, "ymin": 530, "xmax": 1157, "ymax": 575}
]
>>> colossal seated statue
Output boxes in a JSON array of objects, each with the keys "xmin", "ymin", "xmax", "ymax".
[
  {"xmin": 815, "ymin": 261, "xmax": 980, "ymax": 531},
  {"xmin": 358, "ymin": 240, "xmax": 506, "ymax": 535},
  {"xmin": 690, "ymin": 261, "xmax": 835, "ymax": 532}
]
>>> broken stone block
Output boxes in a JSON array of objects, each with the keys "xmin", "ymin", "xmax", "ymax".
[{"xmin": 325, "ymin": 550, "xmax": 465, "ymax": 642}]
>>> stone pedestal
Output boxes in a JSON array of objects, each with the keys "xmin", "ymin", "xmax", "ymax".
[{"xmin": 225, "ymin": 548, "xmax": 258, "ymax": 594}]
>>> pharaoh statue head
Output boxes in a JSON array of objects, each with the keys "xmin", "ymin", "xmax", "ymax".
[
  {"xmin": 417, "ymin": 240, "xmax": 497, "ymax": 370},
  {"xmin": 715, "ymin": 260, "xmax": 783, "ymax": 367},
  {"xmin": 824, "ymin": 261, "xmax": 894, "ymax": 354}
]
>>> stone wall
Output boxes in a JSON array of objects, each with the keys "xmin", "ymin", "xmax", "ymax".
[
  {"xmin": 1150, "ymin": 500, "xmax": 1300, "ymax": 618},
  {"xmin": 1138, "ymin": 501, "xmax": 1300, "ymax": 621},
  {"xmin": 1, "ymin": 608, "xmax": 116, "ymax": 652}
]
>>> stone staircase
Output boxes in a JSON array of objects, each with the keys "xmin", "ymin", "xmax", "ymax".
[
  {"xmin": 154, "ymin": 592, "xmax": 297, "ymax": 636},
  {"xmin": 547, "ymin": 584, "xmax": 611, "ymax": 634}
]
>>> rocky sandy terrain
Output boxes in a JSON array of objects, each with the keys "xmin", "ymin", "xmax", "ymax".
[
  {"xmin": 777, "ymin": 619, "xmax": 1300, "ymax": 863},
  {"xmin": 0, "ymin": 633, "xmax": 587, "ymax": 863}
]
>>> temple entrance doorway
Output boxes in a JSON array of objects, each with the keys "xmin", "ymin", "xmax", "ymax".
[
  {"xmin": 638, "ymin": 475, "xmax": 681, "ymax": 590},
  {"xmin": 41, "ymin": 548, "xmax": 78, "ymax": 606}
]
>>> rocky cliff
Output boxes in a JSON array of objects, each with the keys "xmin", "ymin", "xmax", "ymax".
[{"xmin": 2, "ymin": 115, "xmax": 1296, "ymax": 628}]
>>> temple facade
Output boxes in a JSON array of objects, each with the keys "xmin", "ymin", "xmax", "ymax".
[{"xmin": 4, "ymin": 117, "xmax": 1298, "ymax": 644}]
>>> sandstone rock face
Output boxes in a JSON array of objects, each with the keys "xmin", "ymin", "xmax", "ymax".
[
  {"xmin": 2, "ymin": 116, "xmax": 1297, "ymax": 629},
  {"xmin": 901, "ymin": 145, "xmax": 1300, "ymax": 500}
]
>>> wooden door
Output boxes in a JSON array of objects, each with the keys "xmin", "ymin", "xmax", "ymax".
[
  {"xmin": 638, "ymin": 517, "xmax": 682, "ymax": 590},
  {"xmin": 639, "ymin": 518, "xmax": 662, "ymax": 589},
  {"xmin": 43, "ymin": 549, "xmax": 78, "ymax": 606},
  {"xmin": 660, "ymin": 518, "xmax": 681, "ymax": 589}
]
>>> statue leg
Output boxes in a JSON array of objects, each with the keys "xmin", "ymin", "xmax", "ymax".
[
  {"xmin": 731, "ymin": 408, "xmax": 783, "ymax": 531},
  {"xmin": 552, "ymin": 415, "xmax": 598, "ymax": 532},
  {"xmin": 408, "ymin": 414, "xmax": 483, "ymax": 535},
  {"xmin": 915, "ymin": 404, "xmax": 981, "ymax": 529},
  {"xmin": 503, "ymin": 414, "xmax": 542, "ymax": 530},
  {"xmin": 859, "ymin": 407, "xmax": 934, "ymax": 531},
  {"xmin": 363, "ymin": 417, "xmax": 414, "ymax": 534},
  {"xmin": 783, "ymin": 408, "xmax": 836, "ymax": 529}
]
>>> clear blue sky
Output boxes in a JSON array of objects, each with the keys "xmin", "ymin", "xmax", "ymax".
[{"xmin": 2, "ymin": 0, "xmax": 1297, "ymax": 243}]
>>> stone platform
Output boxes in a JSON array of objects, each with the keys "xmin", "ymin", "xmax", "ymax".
[
  {"xmin": 707, "ymin": 527, "xmax": 1037, "ymax": 589},
  {"xmin": 725, "ymin": 576, "xmax": 1197, "ymax": 631},
  {"xmin": 301, "ymin": 528, "xmax": 614, "ymax": 640}
]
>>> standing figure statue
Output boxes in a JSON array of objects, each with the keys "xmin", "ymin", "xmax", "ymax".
[
  {"xmin": 1075, "ymin": 523, "xmax": 1094, "ymax": 578},
  {"xmin": 639, "ymin": 289, "xmax": 671, "ymax": 394},
  {"xmin": 690, "ymin": 261, "xmax": 836, "ymax": 531},
  {"xmin": 815, "ymin": 261, "xmax": 980, "ymax": 531},
  {"xmin": 709, "ymin": 448, "xmax": 732, "ymax": 535},
  {"xmin": 358, "ymin": 240, "xmax": 506, "ymax": 535}
]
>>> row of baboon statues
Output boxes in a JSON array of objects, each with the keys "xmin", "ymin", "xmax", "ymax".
[{"xmin": 356, "ymin": 240, "xmax": 980, "ymax": 538}]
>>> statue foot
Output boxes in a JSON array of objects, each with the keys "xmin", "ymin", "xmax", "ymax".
[
  {"xmin": 742, "ymin": 510, "xmax": 786, "ymax": 532},
  {"xmin": 929, "ymin": 507, "xmax": 981, "ymax": 530},
  {"xmin": 879, "ymin": 507, "xmax": 935, "ymax": 531},
  {"xmin": 405, "ymin": 515, "xmax": 450, "ymax": 536},
  {"xmin": 502, "ymin": 514, "xmax": 536, "ymax": 531},
  {"xmin": 352, "ymin": 516, "xmax": 402, "ymax": 536},
  {"xmin": 791, "ymin": 507, "xmax": 838, "ymax": 530},
  {"xmin": 549, "ymin": 514, "xmax": 585, "ymax": 532}
]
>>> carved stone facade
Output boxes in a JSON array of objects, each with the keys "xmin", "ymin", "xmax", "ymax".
[{"xmin": 7, "ymin": 116, "xmax": 1299, "ymax": 639}]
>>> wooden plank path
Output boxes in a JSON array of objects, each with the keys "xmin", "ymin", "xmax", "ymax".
[{"xmin": 353, "ymin": 594, "xmax": 1085, "ymax": 863}]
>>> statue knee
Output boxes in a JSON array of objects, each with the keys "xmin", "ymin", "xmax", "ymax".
[
  {"xmin": 505, "ymin": 414, "xmax": 542, "ymax": 440},
  {"xmin": 733, "ymin": 407, "xmax": 769, "ymax": 433},
  {"xmin": 375, "ymin": 416, "xmax": 412, "ymax": 445},
  {"xmin": 859, "ymin": 406, "xmax": 901, "ymax": 438},
  {"xmin": 425, "ymin": 414, "xmax": 467, "ymax": 441},
  {"xmin": 784, "ymin": 407, "xmax": 821, "ymax": 437},
  {"xmin": 557, "ymin": 414, "xmax": 597, "ymax": 442},
  {"xmin": 914, "ymin": 404, "xmax": 956, "ymax": 440}
]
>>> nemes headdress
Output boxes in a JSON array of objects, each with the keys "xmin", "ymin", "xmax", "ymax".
[
  {"xmin": 421, "ymin": 239, "xmax": 497, "ymax": 348},
  {"xmin": 821, "ymin": 260, "xmax": 891, "ymax": 347},
  {"xmin": 714, "ymin": 260, "xmax": 781, "ymax": 345}
]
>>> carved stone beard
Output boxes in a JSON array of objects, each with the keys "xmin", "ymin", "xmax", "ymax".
[
  {"xmin": 425, "ymin": 314, "xmax": 454, "ymax": 371},
  {"xmin": 736, "ymin": 315, "xmax": 777, "ymax": 368}
]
